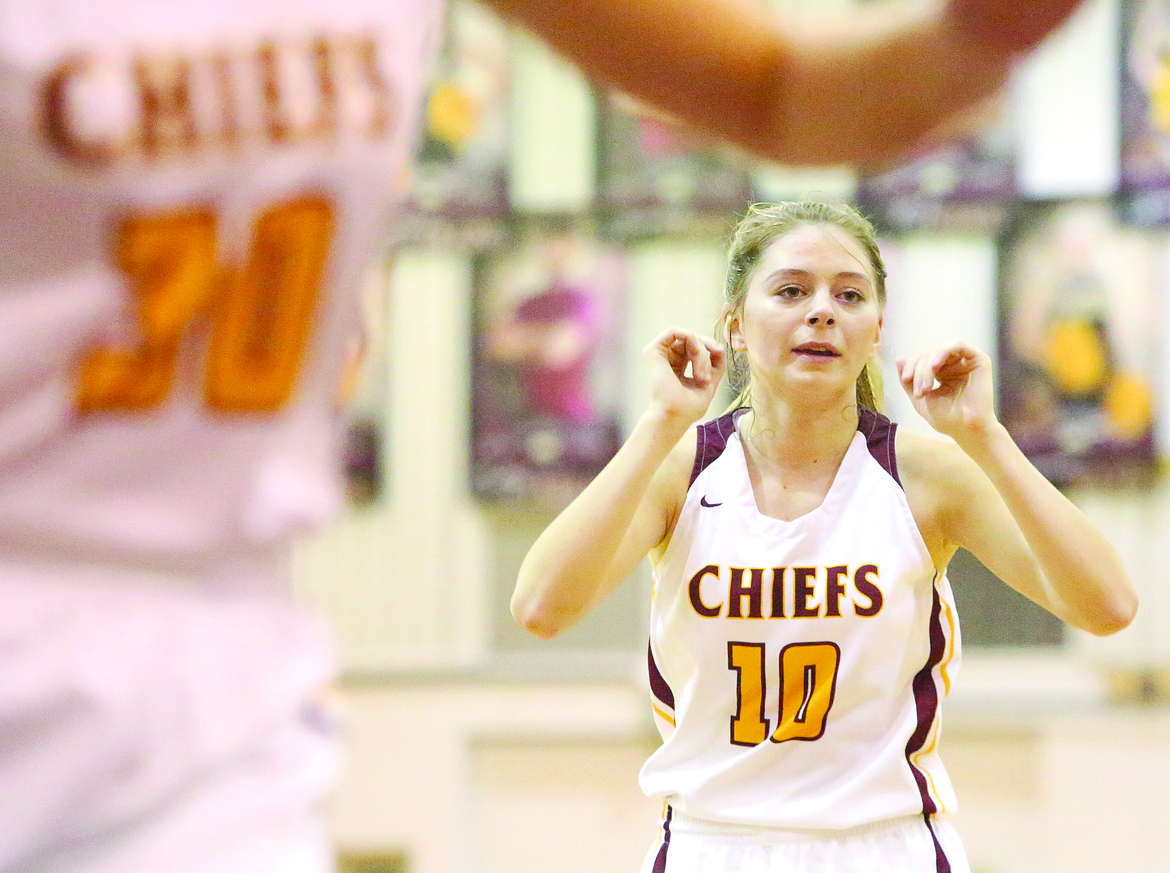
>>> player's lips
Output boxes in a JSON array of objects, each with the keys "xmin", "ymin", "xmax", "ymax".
[{"xmin": 792, "ymin": 342, "xmax": 841, "ymax": 357}]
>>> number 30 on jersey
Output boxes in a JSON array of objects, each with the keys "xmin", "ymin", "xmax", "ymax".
[{"xmin": 77, "ymin": 196, "xmax": 333, "ymax": 414}]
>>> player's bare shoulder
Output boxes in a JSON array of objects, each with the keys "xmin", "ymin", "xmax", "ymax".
[
  {"xmin": 648, "ymin": 424, "xmax": 702, "ymax": 562},
  {"xmin": 893, "ymin": 425, "xmax": 976, "ymax": 570}
]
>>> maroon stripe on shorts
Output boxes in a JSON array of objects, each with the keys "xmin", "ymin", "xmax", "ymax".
[
  {"xmin": 924, "ymin": 814, "xmax": 953, "ymax": 873},
  {"xmin": 652, "ymin": 805, "xmax": 674, "ymax": 873}
]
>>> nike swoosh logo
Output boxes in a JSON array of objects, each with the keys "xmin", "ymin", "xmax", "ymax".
[{"xmin": 700, "ymin": 496, "xmax": 722, "ymax": 508}]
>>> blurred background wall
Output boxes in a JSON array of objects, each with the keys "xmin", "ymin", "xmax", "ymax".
[{"xmin": 293, "ymin": 0, "xmax": 1170, "ymax": 870}]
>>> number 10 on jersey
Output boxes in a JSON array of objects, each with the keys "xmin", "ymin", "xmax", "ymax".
[{"xmin": 727, "ymin": 640, "xmax": 840, "ymax": 746}]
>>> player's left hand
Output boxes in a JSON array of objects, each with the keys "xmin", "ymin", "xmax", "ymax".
[{"xmin": 895, "ymin": 342, "xmax": 996, "ymax": 441}]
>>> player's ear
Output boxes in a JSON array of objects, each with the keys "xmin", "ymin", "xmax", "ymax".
[{"xmin": 725, "ymin": 310, "xmax": 746, "ymax": 351}]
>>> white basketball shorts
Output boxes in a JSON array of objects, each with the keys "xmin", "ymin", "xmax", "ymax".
[{"xmin": 642, "ymin": 807, "xmax": 971, "ymax": 873}]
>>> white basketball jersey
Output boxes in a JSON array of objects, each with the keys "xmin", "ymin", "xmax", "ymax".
[
  {"xmin": 0, "ymin": 0, "xmax": 441, "ymax": 583},
  {"xmin": 641, "ymin": 409, "xmax": 961, "ymax": 830}
]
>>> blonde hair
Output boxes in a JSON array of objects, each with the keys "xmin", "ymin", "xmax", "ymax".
[{"xmin": 720, "ymin": 196, "xmax": 887, "ymax": 412}]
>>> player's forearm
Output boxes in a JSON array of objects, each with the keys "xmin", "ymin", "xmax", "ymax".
[
  {"xmin": 958, "ymin": 422, "xmax": 1137, "ymax": 635},
  {"xmin": 760, "ymin": 1, "xmax": 1019, "ymax": 165},
  {"xmin": 483, "ymin": 0, "xmax": 1020, "ymax": 166},
  {"xmin": 511, "ymin": 408, "xmax": 689, "ymax": 639},
  {"xmin": 944, "ymin": 0, "xmax": 1084, "ymax": 52}
]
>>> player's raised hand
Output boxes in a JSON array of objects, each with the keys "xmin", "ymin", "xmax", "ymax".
[
  {"xmin": 896, "ymin": 342, "xmax": 996, "ymax": 442},
  {"xmin": 643, "ymin": 327, "xmax": 726, "ymax": 425}
]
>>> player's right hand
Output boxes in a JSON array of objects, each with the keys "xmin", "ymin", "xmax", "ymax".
[{"xmin": 643, "ymin": 327, "xmax": 726, "ymax": 425}]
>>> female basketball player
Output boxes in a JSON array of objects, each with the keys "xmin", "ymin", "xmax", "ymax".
[
  {"xmin": 0, "ymin": 0, "xmax": 1097, "ymax": 870},
  {"xmin": 512, "ymin": 197, "xmax": 1137, "ymax": 872}
]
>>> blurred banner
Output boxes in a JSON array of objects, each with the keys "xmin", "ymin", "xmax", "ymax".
[
  {"xmin": 471, "ymin": 225, "xmax": 628, "ymax": 506},
  {"xmin": 997, "ymin": 199, "xmax": 1163, "ymax": 487}
]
